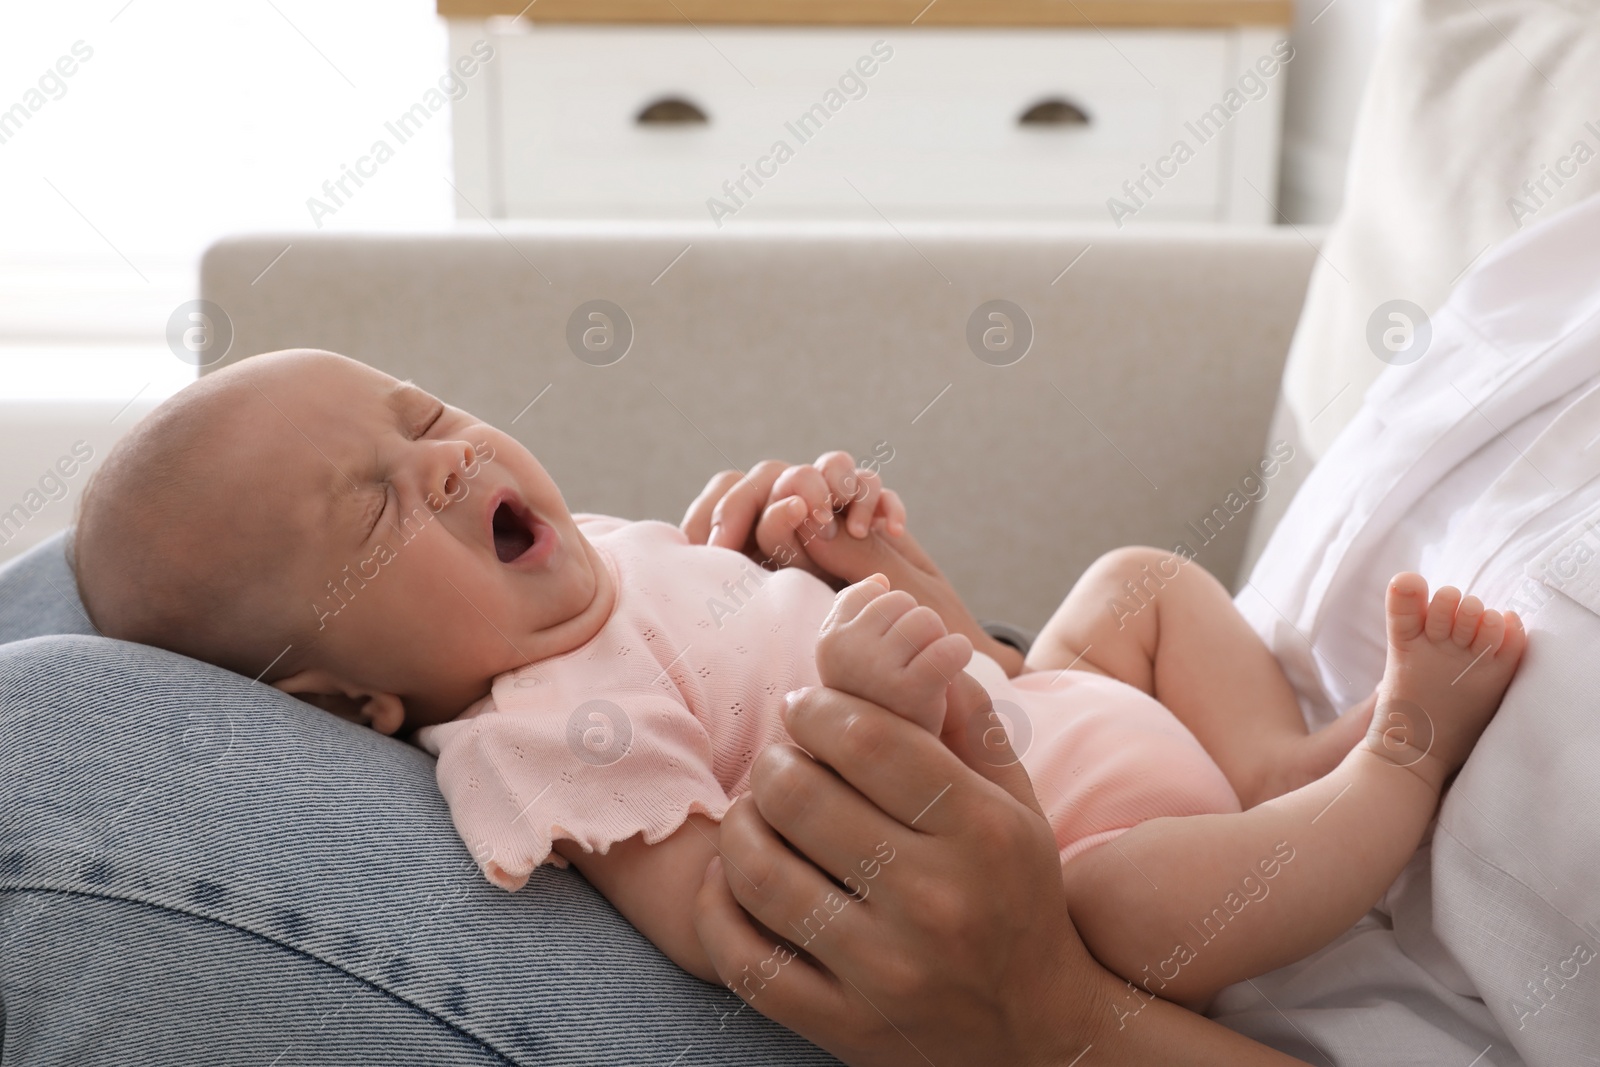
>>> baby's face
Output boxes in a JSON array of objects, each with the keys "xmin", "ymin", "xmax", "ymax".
[{"xmin": 254, "ymin": 353, "xmax": 612, "ymax": 733}]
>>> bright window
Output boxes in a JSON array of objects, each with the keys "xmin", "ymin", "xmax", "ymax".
[{"xmin": 0, "ymin": 0, "xmax": 453, "ymax": 399}]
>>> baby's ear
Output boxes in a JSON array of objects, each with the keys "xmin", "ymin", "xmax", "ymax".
[{"xmin": 274, "ymin": 669, "xmax": 407, "ymax": 735}]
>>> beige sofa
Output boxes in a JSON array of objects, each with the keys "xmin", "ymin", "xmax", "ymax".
[{"xmin": 201, "ymin": 223, "xmax": 1315, "ymax": 632}]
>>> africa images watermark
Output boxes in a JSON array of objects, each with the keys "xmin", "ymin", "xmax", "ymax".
[
  {"xmin": 705, "ymin": 40, "xmax": 895, "ymax": 227},
  {"xmin": 306, "ymin": 39, "xmax": 496, "ymax": 227},
  {"xmin": 1510, "ymin": 917, "xmax": 1599, "ymax": 1031},
  {"xmin": 0, "ymin": 441, "xmax": 96, "ymax": 548},
  {"xmin": 1507, "ymin": 119, "xmax": 1600, "ymax": 229},
  {"xmin": 1501, "ymin": 514, "xmax": 1600, "ymax": 621},
  {"xmin": 1110, "ymin": 840, "xmax": 1298, "ymax": 1029},
  {"xmin": 310, "ymin": 441, "xmax": 496, "ymax": 630},
  {"xmin": 1105, "ymin": 39, "xmax": 1294, "ymax": 227},
  {"xmin": 0, "ymin": 40, "xmax": 94, "ymax": 147},
  {"xmin": 725, "ymin": 838, "xmax": 899, "ymax": 1005}
]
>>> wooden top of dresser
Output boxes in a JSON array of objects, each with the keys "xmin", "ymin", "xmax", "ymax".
[{"xmin": 436, "ymin": 0, "xmax": 1292, "ymax": 29}]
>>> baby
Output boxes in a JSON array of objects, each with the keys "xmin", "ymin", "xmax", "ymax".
[{"xmin": 74, "ymin": 349, "xmax": 1526, "ymax": 1012}]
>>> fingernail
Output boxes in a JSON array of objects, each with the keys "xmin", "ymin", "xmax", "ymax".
[
  {"xmin": 703, "ymin": 856, "xmax": 723, "ymax": 885},
  {"xmin": 784, "ymin": 687, "xmax": 813, "ymax": 711},
  {"xmin": 790, "ymin": 497, "xmax": 806, "ymax": 514},
  {"xmin": 709, "ymin": 522, "xmax": 722, "ymax": 542},
  {"xmin": 820, "ymin": 519, "xmax": 838, "ymax": 540}
]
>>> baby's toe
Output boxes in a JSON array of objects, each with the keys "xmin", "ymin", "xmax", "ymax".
[
  {"xmin": 1425, "ymin": 586, "xmax": 1462, "ymax": 642},
  {"xmin": 1450, "ymin": 594, "xmax": 1485, "ymax": 648},
  {"xmin": 1497, "ymin": 610, "xmax": 1528, "ymax": 664},
  {"xmin": 1468, "ymin": 609, "xmax": 1504, "ymax": 658},
  {"xmin": 1386, "ymin": 573, "xmax": 1430, "ymax": 643}
]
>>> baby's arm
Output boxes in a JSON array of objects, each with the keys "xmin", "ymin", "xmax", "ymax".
[{"xmin": 555, "ymin": 816, "xmax": 723, "ymax": 984}]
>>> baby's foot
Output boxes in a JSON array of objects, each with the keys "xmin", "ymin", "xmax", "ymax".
[
  {"xmin": 815, "ymin": 574, "xmax": 973, "ymax": 735},
  {"xmin": 1363, "ymin": 573, "xmax": 1526, "ymax": 794}
]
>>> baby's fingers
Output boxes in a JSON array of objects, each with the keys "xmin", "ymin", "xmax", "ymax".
[
  {"xmin": 754, "ymin": 495, "xmax": 826, "ymax": 577},
  {"xmin": 772, "ymin": 464, "xmax": 834, "ymax": 523},
  {"xmin": 872, "ymin": 489, "xmax": 906, "ymax": 538},
  {"xmin": 840, "ymin": 468, "xmax": 883, "ymax": 539},
  {"xmin": 820, "ymin": 574, "xmax": 892, "ymax": 635},
  {"xmin": 911, "ymin": 633, "xmax": 974, "ymax": 689},
  {"xmin": 812, "ymin": 452, "xmax": 869, "ymax": 533}
]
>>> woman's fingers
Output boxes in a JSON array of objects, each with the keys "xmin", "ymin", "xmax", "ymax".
[
  {"xmin": 681, "ymin": 469, "xmax": 743, "ymax": 545},
  {"xmin": 776, "ymin": 688, "xmax": 979, "ymax": 836},
  {"xmin": 743, "ymin": 742, "xmax": 915, "ymax": 890},
  {"xmin": 705, "ymin": 460, "xmax": 789, "ymax": 551},
  {"xmin": 938, "ymin": 673, "xmax": 1049, "ymax": 819},
  {"xmin": 782, "ymin": 684, "xmax": 1044, "ymax": 836},
  {"xmin": 692, "ymin": 854, "xmax": 850, "ymax": 1019},
  {"xmin": 716, "ymin": 791, "xmax": 887, "ymax": 958}
]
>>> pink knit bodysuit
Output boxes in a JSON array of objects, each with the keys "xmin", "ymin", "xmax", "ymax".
[{"xmin": 418, "ymin": 515, "xmax": 1241, "ymax": 891}]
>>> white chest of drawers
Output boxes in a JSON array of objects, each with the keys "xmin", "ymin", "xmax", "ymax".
[{"xmin": 443, "ymin": 3, "xmax": 1289, "ymax": 226}]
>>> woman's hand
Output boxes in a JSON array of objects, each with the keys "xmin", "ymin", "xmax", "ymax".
[
  {"xmin": 694, "ymin": 675, "xmax": 1103, "ymax": 1066},
  {"xmin": 692, "ymin": 679, "xmax": 1309, "ymax": 1067},
  {"xmin": 680, "ymin": 454, "xmax": 905, "ymax": 581}
]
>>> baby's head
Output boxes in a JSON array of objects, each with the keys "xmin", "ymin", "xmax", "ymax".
[{"xmin": 74, "ymin": 349, "xmax": 613, "ymax": 734}]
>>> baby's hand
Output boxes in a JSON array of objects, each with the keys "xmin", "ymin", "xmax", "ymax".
[
  {"xmin": 680, "ymin": 452, "xmax": 906, "ymax": 577},
  {"xmin": 815, "ymin": 574, "xmax": 974, "ymax": 735}
]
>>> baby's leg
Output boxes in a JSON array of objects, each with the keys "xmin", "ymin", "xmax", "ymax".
[
  {"xmin": 1061, "ymin": 573, "xmax": 1525, "ymax": 1010},
  {"xmin": 815, "ymin": 574, "xmax": 974, "ymax": 734},
  {"xmin": 1025, "ymin": 546, "xmax": 1369, "ymax": 808}
]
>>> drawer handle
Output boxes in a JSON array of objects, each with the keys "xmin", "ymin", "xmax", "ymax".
[
  {"xmin": 1018, "ymin": 98, "xmax": 1091, "ymax": 127},
  {"xmin": 636, "ymin": 97, "xmax": 709, "ymax": 125}
]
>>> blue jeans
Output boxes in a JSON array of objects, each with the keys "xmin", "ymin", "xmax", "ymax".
[{"xmin": 0, "ymin": 538, "xmax": 834, "ymax": 1065}]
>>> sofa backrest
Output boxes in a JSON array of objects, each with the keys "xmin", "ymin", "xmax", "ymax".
[{"xmin": 201, "ymin": 225, "xmax": 1314, "ymax": 629}]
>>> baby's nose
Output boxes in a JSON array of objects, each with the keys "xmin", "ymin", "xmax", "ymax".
[{"xmin": 431, "ymin": 440, "xmax": 480, "ymax": 500}]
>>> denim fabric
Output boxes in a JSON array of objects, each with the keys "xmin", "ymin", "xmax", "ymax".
[
  {"xmin": 0, "ymin": 536, "xmax": 836, "ymax": 1065},
  {"xmin": 0, "ymin": 534, "xmax": 96, "ymax": 643}
]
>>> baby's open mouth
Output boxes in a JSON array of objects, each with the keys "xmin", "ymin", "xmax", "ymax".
[{"xmin": 492, "ymin": 498, "xmax": 539, "ymax": 563}]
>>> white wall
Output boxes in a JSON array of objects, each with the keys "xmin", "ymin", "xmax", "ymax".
[
  {"xmin": 0, "ymin": 0, "xmax": 1388, "ymax": 573},
  {"xmin": 0, "ymin": 0, "xmax": 455, "ymax": 566},
  {"xmin": 1279, "ymin": 0, "xmax": 1397, "ymax": 223},
  {"xmin": 0, "ymin": 400, "xmax": 160, "ymax": 566}
]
